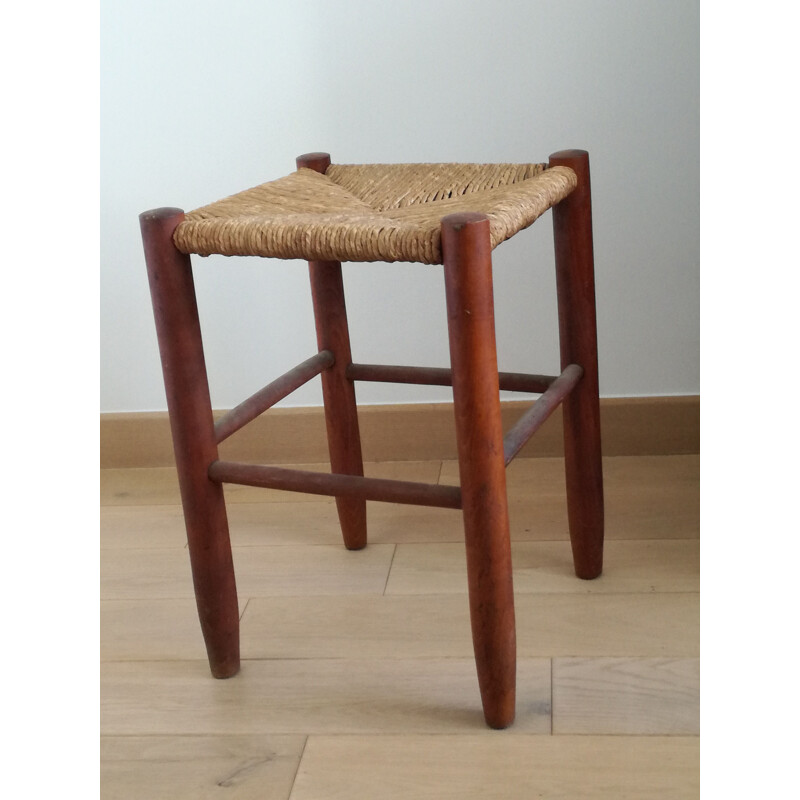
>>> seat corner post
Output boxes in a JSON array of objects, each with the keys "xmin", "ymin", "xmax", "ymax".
[
  {"xmin": 296, "ymin": 152, "xmax": 332, "ymax": 172},
  {"xmin": 548, "ymin": 150, "xmax": 605, "ymax": 580},
  {"xmin": 298, "ymin": 151, "xmax": 367, "ymax": 551},
  {"xmin": 139, "ymin": 207, "xmax": 240, "ymax": 678},
  {"xmin": 441, "ymin": 212, "xmax": 516, "ymax": 730}
]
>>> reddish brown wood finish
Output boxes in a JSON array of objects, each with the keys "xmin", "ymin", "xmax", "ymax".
[
  {"xmin": 503, "ymin": 363, "xmax": 584, "ymax": 465},
  {"xmin": 298, "ymin": 152, "xmax": 367, "ymax": 551},
  {"xmin": 549, "ymin": 150, "xmax": 605, "ymax": 579},
  {"xmin": 295, "ymin": 151, "xmax": 332, "ymax": 174},
  {"xmin": 214, "ymin": 350, "xmax": 334, "ymax": 444},
  {"xmin": 209, "ymin": 462, "xmax": 462, "ymax": 509},
  {"xmin": 139, "ymin": 207, "xmax": 240, "ymax": 678},
  {"xmin": 346, "ymin": 362, "xmax": 557, "ymax": 394},
  {"xmin": 441, "ymin": 212, "xmax": 516, "ymax": 729}
]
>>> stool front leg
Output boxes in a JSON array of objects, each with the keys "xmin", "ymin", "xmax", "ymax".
[
  {"xmin": 549, "ymin": 150, "xmax": 605, "ymax": 579},
  {"xmin": 442, "ymin": 213, "xmax": 516, "ymax": 729},
  {"xmin": 140, "ymin": 208, "xmax": 240, "ymax": 678}
]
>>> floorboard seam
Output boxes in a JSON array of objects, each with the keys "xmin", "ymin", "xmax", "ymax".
[
  {"xmin": 382, "ymin": 545, "xmax": 398, "ymax": 595},
  {"xmin": 287, "ymin": 735, "xmax": 310, "ymax": 800}
]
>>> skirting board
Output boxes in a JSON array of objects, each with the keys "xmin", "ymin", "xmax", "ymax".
[{"xmin": 101, "ymin": 395, "xmax": 699, "ymax": 469}]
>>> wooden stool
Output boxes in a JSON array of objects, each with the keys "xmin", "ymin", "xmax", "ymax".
[{"xmin": 139, "ymin": 150, "xmax": 604, "ymax": 729}]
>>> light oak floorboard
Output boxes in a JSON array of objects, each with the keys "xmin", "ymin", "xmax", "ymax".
[
  {"xmin": 102, "ymin": 597, "xmax": 212, "ymax": 662},
  {"xmin": 552, "ymin": 657, "xmax": 700, "ymax": 734},
  {"xmin": 100, "ymin": 734, "xmax": 306, "ymax": 800},
  {"xmin": 242, "ymin": 591, "xmax": 699, "ymax": 660},
  {"xmin": 100, "ymin": 454, "xmax": 700, "ymax": 796},
  {"xmin": 386, "ymin": 539, "xmax": 699, "ymax": 595},
  {"xmin": 100, "ymin": 453, "xmax": 698, "ymax": 548},
  {"xmin": 101, "ymin": 501, "xmax": 344, "ymax": 550},
  {"xmin": 99, "ymin": 500, "xmax": 460, "ymax": 550},
  {"xmin": 102, "ymin": 538, "xmax": 696, "ymax": 602},
  {"xmin": 101, "ymin": 658, "xmax": 552, "ymax": 735},
  {"xmin": 359, "ymin": 499, "xmax": 688, "ymax": 544},
  {"xmin": 99, "ymin": 490, "xmax": 695, "ymax": 552},
  {"xmin": 237, "ymin": 592, "xmax": 698, "ymax": 660},
  {"xmin": 101, "ymin": 592, "xmax": 698, "ymax": 663},
  {"xmin": 100, "ymin": 464, "xmax": 323, "ymax": 506},
  {"xmin": 101, "ymin": 504, "xmax": 193, "ymax": 549},
  {"xmin": 445, "ymin": 454, "xmax": 700, "ymax": 540},
  {"xmin": 510, "ymin": 486, "xmax": 699, "ymax": 540},
  {"xmin": 440, "ymin": 453, "xmax": 699, "ymax": 491},
  {"xmin": 290, "ymin": 734, "xmax": 700, "ymax": 800},
  {"xmin": 101, "ymin": 544, "xmax": 395, "ymax": 600}
]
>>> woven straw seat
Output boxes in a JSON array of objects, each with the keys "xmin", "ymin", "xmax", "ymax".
[{"xmin": 174, "ymin": 162, "xmax": 578, "ymax": 264}]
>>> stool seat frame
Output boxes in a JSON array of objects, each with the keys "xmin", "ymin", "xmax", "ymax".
[{"xmin": 139, "ymin": 149, "xmax": 604, "ymax": 729}]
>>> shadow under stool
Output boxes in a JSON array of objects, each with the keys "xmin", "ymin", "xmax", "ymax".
[{"xmin": 139, "ymin": 149, "xmax": 604, "ymax": 729}]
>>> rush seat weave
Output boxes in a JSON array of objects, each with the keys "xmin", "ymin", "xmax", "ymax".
[{"xmin": 174, "ymin": 162, "xmax": 578, "ymax": 264}]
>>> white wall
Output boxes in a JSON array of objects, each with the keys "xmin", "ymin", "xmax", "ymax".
[{"xmin": 100, "ymin": 0, "xmax": 699, "ymax": 413}]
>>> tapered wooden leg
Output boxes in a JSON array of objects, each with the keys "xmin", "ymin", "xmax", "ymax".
[
  {"xmin": 549, "ymin": 150, "xmax": 605, "ymax": 580},
  {"xmin": 442, "ymin": 212, "xmax": 516, "ymax": 729},
  {"xmin": 307, "ymin": 259, "xmax": 368, "ymax": 550},
  {"xmin": 298, "ymin": 152, "xmax": 367, "ymax": 551},
  {"xmin": 140, "ymin": 208, "xmax": 240, "ymax": 678}
]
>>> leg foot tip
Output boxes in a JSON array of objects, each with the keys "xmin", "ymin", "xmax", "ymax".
[
  {"xmin": 210, "ymin": 660, "xmax": 241, "ymax": 679},
  {"xmin": 485, "ymin": 712, "xmax": 515, "ymax": 730},
  {"xmin": 575, "ymin": 566, "xmax": 603, "ymax": 580},
  {"xmin": 482, "ymin": 697, "xmax": 516, "ymax": 730}
]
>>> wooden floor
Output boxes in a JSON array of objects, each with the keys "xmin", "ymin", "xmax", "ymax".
[{"xmin": 101, "ymin": 454, "xmax": 699, "ymax": 799}]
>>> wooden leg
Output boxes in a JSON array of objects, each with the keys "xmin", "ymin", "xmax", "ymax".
[
  {"xmin": 442, "ymin": 212, "xmax": 516, "ymax": 729},
  {"xmin": 549, "ymin": 150, "xmax": 605, "ymax": 580},
  {"xmin": 140, "ymin": 207, "xmax": 240, "ymax": 678},
  {"xmin": 307, "ymin": 259, "xmax": 368, "ymax": 550},
  {"xmin": 298, "ymin": 152, "xmax": 367, "ymax": 551}
]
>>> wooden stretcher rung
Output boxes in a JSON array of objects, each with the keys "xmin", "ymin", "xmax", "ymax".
[
  {"xmin": 208, "ymin": 461, "xmax": 463, "ymax": 509},
  {"xmin": 214, "ymin": 350, "xmax": 334, "ymax": 444},
  {"xmin": 502, "ymin": 363, "xmax": 584, "ymax": 466},
  {"xmin": 346, "ymin": 362, "xmax": 557, "ymax": 394}
]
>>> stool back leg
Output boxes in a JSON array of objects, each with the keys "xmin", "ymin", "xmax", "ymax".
[
  {"xmin": 297, "ymin": 152, "xmax": 367, "ymax": 551},
  {"xmin": 308, "ymin": 260, "xmax": 368, "ymax": 550},
  {"xmin": 140, "ymin": 208, "xmax": 240, "ymax": 677},
  {"xmin": 442, "ymin": 212, "xmax": 516, "ymax": 729},
  {"xmin": 549, "ymin": 150, "xmax": 605, "ymax": 579}
]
